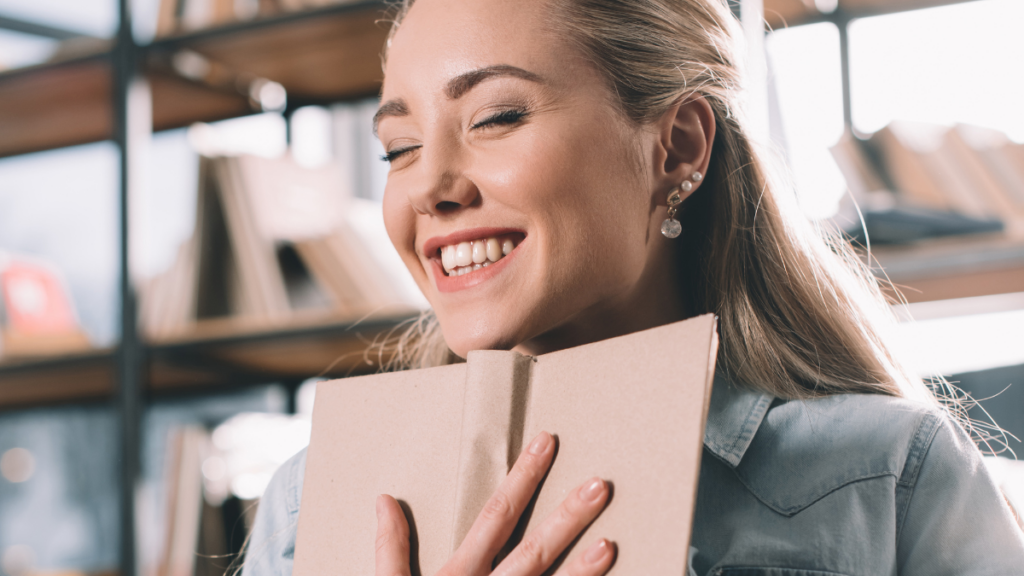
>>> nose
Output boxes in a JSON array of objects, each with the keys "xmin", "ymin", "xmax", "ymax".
[{"xmin": 406, "ymin": 146, "xmax": 480, "ymax": 217}]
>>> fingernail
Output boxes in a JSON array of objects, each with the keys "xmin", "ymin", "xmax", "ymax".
[
  {"xmin": 580, "ymin": 478, "xmax": 604, "ymax": 502},
  {"xmin": 529, "ymin": 432, "xmax": 550, "ymax": 454},
  {"xmin": 584, "ymin": 539, "xmax": 610, "ymax": 563}
]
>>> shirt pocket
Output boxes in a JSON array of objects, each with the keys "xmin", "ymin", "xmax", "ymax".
[{"xmin": 712, "ymin": 565, "xmax": 847, "ymax": 569}]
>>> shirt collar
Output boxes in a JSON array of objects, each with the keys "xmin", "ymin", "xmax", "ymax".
[{"xmin": 703, "ymin": 371, "xmax": 774, "ymax": 468}]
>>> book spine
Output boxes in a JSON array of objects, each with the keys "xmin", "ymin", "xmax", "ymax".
[{"xmin": 449, "ymin": 351, "xmax": 533, "ymax": 554}]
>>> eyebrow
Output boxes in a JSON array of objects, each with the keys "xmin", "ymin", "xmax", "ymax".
[
  {"xmin": 372, "ymin": 99, "xmax": 409, "ymax": 136},
  {"xmin": 444, "ymin": 64, "xmax": 543, "ymax": 100},
  {"xmin": 373, "ymin": 65, "xmax": 543, "ymax": 134}
]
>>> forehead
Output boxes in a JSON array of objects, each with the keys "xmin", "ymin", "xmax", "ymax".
[{"xmin": 382, "ymin": 0, "xmax": 565, "ymax": 98}]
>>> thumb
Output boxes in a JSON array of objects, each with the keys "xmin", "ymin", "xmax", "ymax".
[{"xmin": 375, "ymin": 494, "xmax": 412, "ymax": 576}]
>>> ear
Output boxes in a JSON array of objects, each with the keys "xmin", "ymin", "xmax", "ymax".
[{"xmin": 650, "ymin": 95, "xmax": 716, "ymax": 203}]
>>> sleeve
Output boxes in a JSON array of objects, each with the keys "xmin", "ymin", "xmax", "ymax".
[
  {"xmin": 241, "ymin": 448, "xmax": 308, "ymax": 576},
  {"xmin": 896, "ymin": 413, "xmax": 1024, "ymax": 575}
]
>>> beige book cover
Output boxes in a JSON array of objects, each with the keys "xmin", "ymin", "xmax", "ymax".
[
  {"xmin": 943, "ymin": 127, "xmax": 1024, "ymax": 236},
  {"xmin": 870, "ymin": 123, "xmax": 952, "ymax": 211},
  {"xmin": 294, "ymin": 314, "xmax": 719, "ymax": 575},
  {"xmin": 830, "ymin": 129, "xmax": 888, "ymax": 199},
  {"xmin": 155, "ymin": 0, "xmax": 182, "ymax": 38}
]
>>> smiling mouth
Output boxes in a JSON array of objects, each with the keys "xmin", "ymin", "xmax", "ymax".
[{"xmin": 437, "ymin": 233, "xmax": 523, "ymax": 277}]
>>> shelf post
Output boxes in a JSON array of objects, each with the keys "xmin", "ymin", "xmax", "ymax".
[
  {"xmin": 836, "ymin": 10, "xmax": 853, "ymax": 130},
  {"xmin": 113, "ymin": 1, "xmax": 145, "ymax": 575}
]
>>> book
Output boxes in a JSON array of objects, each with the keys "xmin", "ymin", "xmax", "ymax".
[
  {"xmin": 867, "ymin": 121, "xmax": 1001, "ymax": 218},
  {"xmin": 155, "ymin": 0, "xmax": 184, "ymax": 37},
  {"xmin": 867, "ymin": 122, "xmax": 953, "ymax": 211},
  {"xmin": 829, "ymin": 129, "xmax": 889, "ymax": 201},
  {"xmin": 828, "ymin": 128, "xmax": 1006, "ymax": 245},
  {"xmin": 949, "ymin": 124, "xmax": 1024, "ymax": 237},
  {"xmin": 159, "ymin": 427, "xmax": 207, "ymax": 576},
  {"xmin": 139, "ymin": 152, "xmax": 424, "ymax": 340},
  {"xmin": 294, "ymin": 314, "xmax": 719, "ymax": 575}
]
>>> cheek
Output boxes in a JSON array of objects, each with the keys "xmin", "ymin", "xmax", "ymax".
[
  {"xmin": 475, "ymin": 124, "xmax": 651, "ymax": 308},
  {"xmin": 512, "ymin": 127, "xmax": 648, "ymax": 268},
  {"xmin": 382, "ymin": 183, "xmax": 425, "ymax": 284}
]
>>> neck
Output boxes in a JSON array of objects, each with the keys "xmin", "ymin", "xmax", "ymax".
[{"xmin": 513, "ymin": 241, "xmax": 688, "ymax": 356}]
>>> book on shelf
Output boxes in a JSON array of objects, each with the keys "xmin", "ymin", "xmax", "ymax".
[
  {"xmin": 159, "ymin": 427, "xmax": 207, "ymax": 576},
  {"xmin": 139, "ymin": 152, "xmax": 423, "ymax": 340},
  {"xmin": 153, "ymin": 425, "xmax": 258, "ymax": 576},
  {"xmin": 829, "ymin": 121, "xmax": 1023, "ymax": 244},
  {"xmin": 867, "ymin": 121, "xmax": 994, "ymax": 217},
  {"xmin": 295, "ymin": 314, "xmax": 719, "ymax": 575},
  {"xmin": 946, "ymin": 124, "xmax": 1024, "ymax": 236},
  {"xmin": 0, "ymin": 253, "xmax": 91, "ymax": 360}
]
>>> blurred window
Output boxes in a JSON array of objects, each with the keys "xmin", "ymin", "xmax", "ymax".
[
  {"xmin": 849, "ymin": 0, "xmax": 1024, "ymax": 141},
  {"xmin": 0, "ymin": 30, "xmax": 58, "ymax": 70},
  {"xmin": 0, "ymin": 0, "xmax": 116, "ymax": 38},
  {"xmin": 766, "ymin": 21, "xmax": 847, "ymax": 219}
]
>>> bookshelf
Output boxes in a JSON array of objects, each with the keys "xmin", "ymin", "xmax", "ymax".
[
  {"xmin": 0, "ymin": 314, "xmax": 406, "ymax": 409},
  {"xmin": 0, "ymin": 0, "xmax": 1017, "ymax": 574},
  {"xmin": 0, "ymin": 1, "xmax": 388, "ymax": 159},
  {"xmin": 874, "ymin": 234, "xmax": 1024, "ymax": 303},
  {"xmin": 4, "ymin": 0, "xmax": 987, "ymax": 160}
]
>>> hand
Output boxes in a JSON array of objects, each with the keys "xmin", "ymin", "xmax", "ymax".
[{"xmin": 375, "ymin": 431, "xmax": 615, "ymax": 576}]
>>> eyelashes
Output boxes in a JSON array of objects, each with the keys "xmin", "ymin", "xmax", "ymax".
[
  {"xmin": 381, "ymin": 108, "xmax": 529, "ymax": 163},
  {"xmin": 381, "ymin": 146, "xmax": 418, "ymax": 163},
  {"xmin": 470, "ymin": 108, "xmax": 528, "ymax": 129}
]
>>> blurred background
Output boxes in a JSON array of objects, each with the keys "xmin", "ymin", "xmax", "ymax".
[{"xmin": 0, "ymin": 0, "xmax": 1022, "ymax": 575}]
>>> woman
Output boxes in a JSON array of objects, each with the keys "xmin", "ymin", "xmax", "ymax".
[{"xmin": 243, "ymin": 0, "xmax": 1024, "ymax": 574}]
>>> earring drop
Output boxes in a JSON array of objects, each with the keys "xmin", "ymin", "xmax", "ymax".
[
  {"xmin": 661, "ymin": 173, "xmax": 702, "ymax": 239},
  {"xmin": 661, "ymin": 186, "xmax": 684, "ymax": 238}
]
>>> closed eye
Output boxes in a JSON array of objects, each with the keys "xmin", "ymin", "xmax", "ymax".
[
  {"xmin": 471, "ymin": 109, "xmax": 528, "ymax": 129},
  {"xmin": 382, "ymin": 109, "xmax": 528, "ymax": 163},
  {"xmin": 381, "ymin": 145, "xmax": 421, "ymax": 163}
]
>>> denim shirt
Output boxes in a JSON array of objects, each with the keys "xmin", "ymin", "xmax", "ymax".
[{"xmin": 242, "ymin": 377, "xmax": 1024, "ymax": 576}]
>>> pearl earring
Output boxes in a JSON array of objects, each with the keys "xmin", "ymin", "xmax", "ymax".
[
  {"xmin": 661, "ymin": 172, "xmax": 703, "ymax": 239},
  {"xmin": 661, "ymin": 186, "xmax": 684, "ymax": 238}
]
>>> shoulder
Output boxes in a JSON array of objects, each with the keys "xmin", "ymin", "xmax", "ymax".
[
  {"xmin": 275, "ymin": 446, "xmax": 308, "ymax": 515},
  {"xmin": 242, "ymin": 448, "xmax": 308, "ymax": 576},
  {"xmin": 734, "ymin": 393, "xmax": 950, "ymax": 515}
]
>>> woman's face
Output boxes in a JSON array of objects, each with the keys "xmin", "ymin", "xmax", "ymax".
[{"xmin": 378, "ymin": 0, "xmax": 684, "ymax": 357}]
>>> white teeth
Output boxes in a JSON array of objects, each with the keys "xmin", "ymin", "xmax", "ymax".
[
  {"xmin": 486, "ymin": 238, "xmax": 501, "ymax": 262},
  {"xmin": 455, "ymin": 242, "xmax": 473, "ymax": 267},
  {"xmin": 442, "ymin": 246, "xmax": 455, "ymax": 270},
  {"xmin": 472, "ymin": 241, "xmax": 487, "ymax": 264},
  {"xmin": 439, "ymin": 235, "xmax": 520, "ymax": 276}
]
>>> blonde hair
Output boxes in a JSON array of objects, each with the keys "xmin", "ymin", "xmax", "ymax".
[{"xmin": 376, "ymin": 0, "xmax": 934, "ymax": 403}]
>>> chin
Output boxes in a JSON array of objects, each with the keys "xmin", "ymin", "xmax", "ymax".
[{"xmin": 436, "ymin": 312, "xmax": 522, "ymax": 358}]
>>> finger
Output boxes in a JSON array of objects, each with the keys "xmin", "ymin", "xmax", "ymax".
[
  {"xmin": 452, "ymin": 431, "xmax": 556, "ymax": 572},
  {"xmin": 492, "ymin": 477, "xmax": 609, "ymax": 576},
  {"xmin": 551, "ymin": 539, "xmax": 615, "ymax": 576},
  {"xmin": 375, "ymin": 494, "xmax": 412, "ymax": 576}
]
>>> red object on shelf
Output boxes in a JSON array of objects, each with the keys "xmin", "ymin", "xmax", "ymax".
[
  {"xmin": 1, "ymin": 258, "xmax": 78, "ymax": 335},
  {"xmin": 0, "ymin": 254, "xmax": 90, "ymax": 358}
]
